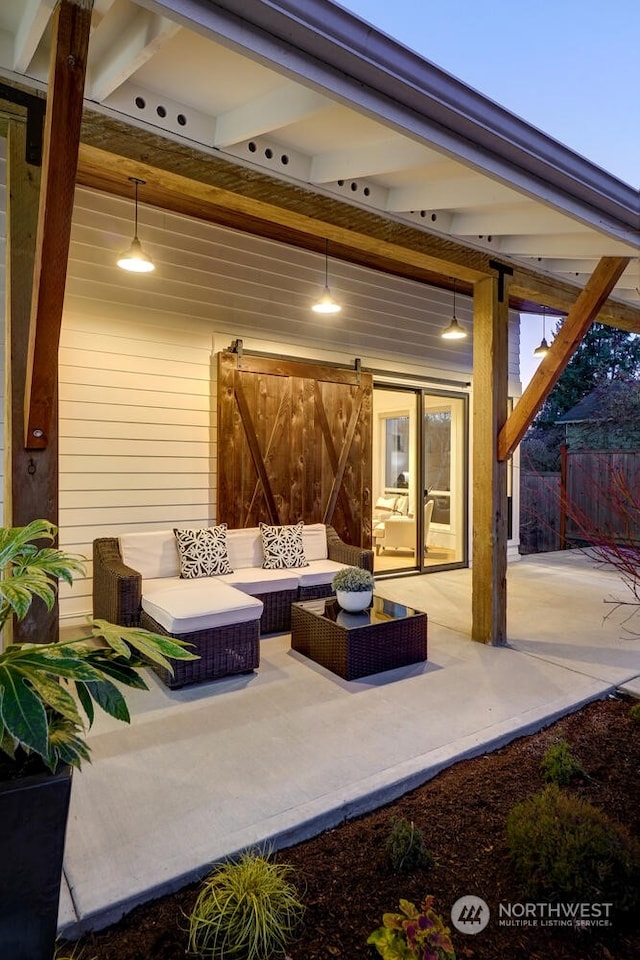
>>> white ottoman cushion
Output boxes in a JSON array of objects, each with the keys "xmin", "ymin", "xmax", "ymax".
[{"xmin": 141, "ymin": 578, "xmax": 263, "ymax": 634}]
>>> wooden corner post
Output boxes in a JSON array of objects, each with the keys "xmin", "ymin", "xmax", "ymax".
[{"xmin": 471, "ymin": 273, "xmax": 510, "ymax": 644}]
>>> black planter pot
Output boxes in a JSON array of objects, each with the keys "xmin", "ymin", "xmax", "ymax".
[{"xmin": 0, "ymin": 763, "xmax": 72, "ymax": 960}]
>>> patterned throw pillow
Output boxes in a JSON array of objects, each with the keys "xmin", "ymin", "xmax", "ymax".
[
  {"xmin": 173, "ymin": 525, "xmax": 233, "ymax": 579},
  {"xmin": 259, "ymin": 521, "xmax": 309, "ymax": 569}
]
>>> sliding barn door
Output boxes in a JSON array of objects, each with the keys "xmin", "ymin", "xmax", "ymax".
[{"xmin": 217, "ymin": 351, "xmax": 372, "ymax": 546}]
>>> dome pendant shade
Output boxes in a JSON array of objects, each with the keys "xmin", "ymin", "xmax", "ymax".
[
  {"xmin": 117, "ymin": 236, "xmax": 155, "ymax": 273},
  {"xmin": 117, "ymin": 177, "xmax": 155, "ymax": 273},
  {"xmin": 441, "ymin": 316, "xmax": 467, "ymax": 340},
  {"xmin": 440, "ymin": 278, "xmax": 467, "ymax": 339},
  {"xmin": 312, "ymin": 284, "xmax": 341, "ymax": 314},
  {"xmin": 533, "ymin": 305, "xmax": 549, "ymax": 356}
]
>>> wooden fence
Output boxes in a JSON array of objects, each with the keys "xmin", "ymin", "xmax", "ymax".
[
  {"xmin": 519, "ymin": 472, "xmax": 562, "ymax": 554},
  {"xmin": 520, "ymin": 450, "xmax": 640, "ymax": 555}
]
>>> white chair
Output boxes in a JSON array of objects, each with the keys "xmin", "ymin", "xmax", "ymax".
[{"xmin": 380, "ymin": 499, "xmax": 434, "ymax": 555}]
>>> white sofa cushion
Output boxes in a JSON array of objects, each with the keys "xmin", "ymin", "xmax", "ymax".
[
  {"xmin": 120, "ymin": 530, "xmax": 179, "ymax": 580},
  {"xmin": 301, "ymin": 523, "xmax": 328, "ymax": 561},
  {"xmin": 142, "ymin": 578, "xmax": 263, "ymax": 634},
  {"xmin": 226, "ymin": 528, "xmax": 263, "ymax": 570},
  {"xmin": 218, "ymin": 568, "xmax": 300, "ymax": 595},
  {"xmin": 296, "ymin": 559, "xmax": 348, "ymax": 588}
]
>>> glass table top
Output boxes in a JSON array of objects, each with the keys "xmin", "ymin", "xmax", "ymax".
[{"xmin": 296, "ymin": 595, "xmax": 424, "ymax": 629}]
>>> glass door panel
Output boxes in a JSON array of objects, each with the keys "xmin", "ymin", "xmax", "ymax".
[
  {"xmin": 423, "ymin": 394, "xmax": 466, "ymax": 566},
  {"xmin": 372, "ymin": 388, "xmax": 419, "ymax": 573}
]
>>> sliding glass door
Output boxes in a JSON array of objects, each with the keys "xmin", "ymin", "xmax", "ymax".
[
  {"xmin": 423, "ymin": 394, "xmax": 467, "ymax": 566},
  {"xmin": 372, "ymin": 385, "xmax": 467, "ymax": 574}
]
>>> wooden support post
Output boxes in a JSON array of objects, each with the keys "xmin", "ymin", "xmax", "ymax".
[
  {"xmin": 24, "ymin": 0, "xmax": 93, "ymax": 450},
  {"xmin": 5, "ymin": 119, "xmax": 60, "ymax": 643},
  {"xmin": 472, "ymin": 274, "xmax": 510, "ymax": 645}
]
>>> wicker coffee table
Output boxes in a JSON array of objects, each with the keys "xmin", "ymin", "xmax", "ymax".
[{"xmin": 291, "ymin": 595, "xmax": 428, "ymax": 680}]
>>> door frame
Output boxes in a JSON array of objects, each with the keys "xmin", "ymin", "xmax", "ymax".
[{"xmin": 373, "ymin": 380, "xmax": 469, "ymax": 576}]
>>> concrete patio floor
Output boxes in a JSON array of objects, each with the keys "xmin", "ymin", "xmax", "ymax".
[{"xmin": 58, "ymin": 550, "xmax": 640, "ymax": 938}]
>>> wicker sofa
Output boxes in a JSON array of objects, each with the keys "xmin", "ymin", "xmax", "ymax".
[{"xmin": 93, "ymin": 523, "xmax": 373, "ymax": 688}]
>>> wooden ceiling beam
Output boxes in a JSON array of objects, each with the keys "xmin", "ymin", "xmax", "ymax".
[
  {"xmin": 498, "ymin": 256, "xmax": 631, "ymax": 462},
  {"xmin": 510, "ymin": 270, "xmax": 640, "ymax": 334},
  {"xmin": 24, "ymin": 0, "xmax": 93, "ymax": 450}
]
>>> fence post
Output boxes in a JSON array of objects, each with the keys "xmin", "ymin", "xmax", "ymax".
[{"xmin": 559, "ymin": 444, "xmax": 568, "ymax": 549}]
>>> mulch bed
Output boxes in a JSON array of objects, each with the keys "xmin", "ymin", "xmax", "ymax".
[{"xmin": 64, "ymin": 694, "xmax": 640, "ymax": 960}]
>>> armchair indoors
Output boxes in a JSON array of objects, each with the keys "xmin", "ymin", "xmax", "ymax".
[{"xmin": 376, "ymin": 498, "xmax": 434, "ymax": 555}]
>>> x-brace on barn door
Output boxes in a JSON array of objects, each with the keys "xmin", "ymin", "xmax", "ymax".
[{"xmin": 217, "ymin": 350, "xmax": 372, "ymax": 546}]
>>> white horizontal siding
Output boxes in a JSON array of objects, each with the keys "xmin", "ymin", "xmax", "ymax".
[{"xmin": 67, "ymin": 187, "xmax": 477, "ymax": 374}]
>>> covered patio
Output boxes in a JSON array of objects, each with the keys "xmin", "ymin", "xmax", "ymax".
[
  {"xmin": 0, "ymin": 2, "xmax": 639, "ymax": 940},
  {"xmin": 58, "ymin": 549, "xmax": 640, "ymax": 936}
]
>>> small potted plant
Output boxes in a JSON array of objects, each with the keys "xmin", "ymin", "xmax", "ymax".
[
  {"xmin": 0, "ymin": 519, "xmax": 198, "ymax": 960},
  {"xmin": 331, "ymin": 565, "xmax": 375, "ymax": 612}
]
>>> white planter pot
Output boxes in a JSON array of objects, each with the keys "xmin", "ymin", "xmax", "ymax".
[{"xmin": 335, "ymin": 589, "xmax": 372, "ymax": 612}]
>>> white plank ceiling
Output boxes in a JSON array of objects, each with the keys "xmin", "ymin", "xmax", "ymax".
[{"xmin": 0, "ymin": 0, "xmax": 638, "ymax": 307}]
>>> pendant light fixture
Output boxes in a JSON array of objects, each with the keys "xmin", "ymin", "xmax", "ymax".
[
  {"xmin": 533, "ymin": 305, "xmax": 550, "ymax": 356},
  {"xmin": 117, "ymin": 177, "xmax": 155, "ymax": 273},
  {"xmin": 311, "ymin": 239, "xmax": 341, "ymax": 314},
  {"xmin": 440, "ymin": 278, "xmax": 467, "ymax": 339}
]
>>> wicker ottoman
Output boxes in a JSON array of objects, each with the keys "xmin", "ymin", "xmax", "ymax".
[
  {"xmin": 291, "ymin": 596, "xmax": 428, "ymax": 680},
  {"xmin": 139, "ymin": 580, "xmax": 263, "ymax": 688}
]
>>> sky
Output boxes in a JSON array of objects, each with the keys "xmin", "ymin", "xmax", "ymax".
[
  {"xmin": 341, "ymin": 0, "xmax": 639, "ymax": 187},
  {"xmin": 341, "ymin": 1, "xmax": 639, "ymax": 385}
]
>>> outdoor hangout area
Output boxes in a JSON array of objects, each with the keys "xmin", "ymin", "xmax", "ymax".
[{"xmin": 0, "ymin": 1, "xmax": 639, "ymax": 958}]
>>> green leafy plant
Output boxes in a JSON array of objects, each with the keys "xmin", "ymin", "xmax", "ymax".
[
  {"xmin": 540, "ymin": 736, "xmax": 584, "ymax": 785},
  {"xmin": 331, "ymin": 565, "xmax": 374, "ymax": 592},
  {"xmin": 507, "ymin": 784, "xmax": 640, "ymax": 912},
  {"xmin": 187, "ymin": 850, "xmax": 304, "ymax": 960},
  {"xmin": 367, "ymin": 895, "xmax": 455, "ymax": 960},
  {"xmin": 630, "ymin": 702, "xmax": 640, "ymax": 722},
  {"xmin": 385, "ymin": 817, "xmax": 434, "ymax": 874},
  {"xmin": 0, "ymin": 519, "xmax": 198, "ymax": 774}
]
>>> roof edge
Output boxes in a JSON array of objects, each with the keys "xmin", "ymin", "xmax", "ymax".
[{"xmin": 147, "ymin": 0, "xmax": 639, "ymax": 242}]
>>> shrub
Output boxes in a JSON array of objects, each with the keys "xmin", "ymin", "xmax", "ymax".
[
  {"xmin": 540, "ymin": 737, "xmax": 584, "ymax": 785},
  {"xmin": 331, "ymin": 566, "xmax": 374, "ymax": 592},
  {"xmin": 187, "ymin": 851, "xmax": 304, "ymax": 960},
  {"xmin": 507, "ymin": 785, "xmax": 640, "ymax": 913},
  {"xmin": 630, "ymin": 702, "xmax": 640, "ymax": 722},
  {"xmin": 385, "ymin": 817, "xmax": 434, "ymax": 874},
  {"xmin": 367, "ymin": 895, "xmax": 455, "ymax": 960}
]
